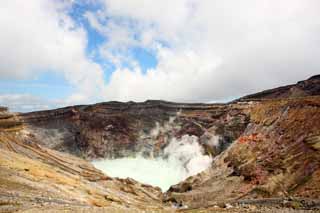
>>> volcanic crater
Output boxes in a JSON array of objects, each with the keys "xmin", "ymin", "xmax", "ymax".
[{"xmin": 1, "ymin": 76, "xmax": 320, "ymax": 212}]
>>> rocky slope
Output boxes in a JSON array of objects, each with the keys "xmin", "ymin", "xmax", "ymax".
[
  {"xmin": 164, "ymin": 97, "xmax": 320, "ymax": 209},
  {"xmin": 0, "ymin": 108, "xmax": 168, "ymax": 212},
  {"xmin": 1, "ymin": 76, "xmax": 320, "ymax": 212},
  {"xmin": 238, "ymin": 75, "xmax": 320, "ymax": 101}
]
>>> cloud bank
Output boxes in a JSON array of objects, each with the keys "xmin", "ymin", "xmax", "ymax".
[
  {"xmin": 1, "ymin": 0, "xmax": 320, "ymax": 110},
  {"xmin": 0, "ymin": 0, "xmax": 107, "ymax": 106},
  {"xmin": 91, "ymin": 0, "xmax": 320, "ymax": 102}
]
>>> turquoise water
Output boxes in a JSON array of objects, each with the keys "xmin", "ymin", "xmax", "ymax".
[
  {"xmin": 93, "ymin": 156, "xmax": 186, "ymax": 191},
  {"xmin": 93, "ymin": 135, "xmax": 212, "ymax": 192}
]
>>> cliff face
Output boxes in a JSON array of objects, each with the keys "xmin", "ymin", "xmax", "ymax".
[
  {"xmin": 1, "ymin": 76, "xmax": 320, "ymax": 212},
  {"xmin": 19, "ymin": 101, "xmax": 250, "ymax": 160},
  {"xmin": 164, "ymin": 97, "xmax": 320, "ymax": 209}
]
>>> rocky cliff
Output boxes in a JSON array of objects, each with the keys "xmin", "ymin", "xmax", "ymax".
[
  {"xmin": 19, "ymin": 101, "xmax": 250, "ymax": 160},
  {"xmin": 1, "ymin": 76, "xmax": 320, "ymax": 212},
  {"xmin": 164, "ymin": 97, "xmax": 320, "ymax": 209}
]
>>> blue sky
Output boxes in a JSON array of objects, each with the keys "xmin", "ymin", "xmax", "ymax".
[
  {"xmin": 0, "ymin": 1, "xmax": 158, "ymax": 106},
  {"xmin": 69, "ymin": 1, "xmax": 158, "ymax": 75},
  {"xmin": 0, "ymin": 0, "xmax": 319, "ymax": 111}
]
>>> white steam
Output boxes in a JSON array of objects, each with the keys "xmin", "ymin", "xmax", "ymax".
[
  {"xmin": 163, "ymin": 135, "xmax": 212, "ymax": 177},
  {"xmin": 93, "ymin": 135, "xmax": 212, "ymax": 191}
]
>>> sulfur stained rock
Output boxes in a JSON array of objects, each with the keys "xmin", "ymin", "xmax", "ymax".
[{"xmin": 164, "ymin": 97, "xmax": 320, "ymax": 209}]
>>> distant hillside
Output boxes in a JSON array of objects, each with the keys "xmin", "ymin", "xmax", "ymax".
[{"xmin": 238, "ymin": 75, "xmax": 320, "ymax": 101}]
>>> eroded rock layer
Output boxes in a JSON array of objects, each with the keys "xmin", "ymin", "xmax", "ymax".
[{"xmin": 19, "ymin": 101, "xmax": 250, "ymax": 160}]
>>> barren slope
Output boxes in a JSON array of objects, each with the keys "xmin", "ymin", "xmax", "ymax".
[{"xmin": 165, "ymin": 97, "xmax": 320, "ymax": 210}]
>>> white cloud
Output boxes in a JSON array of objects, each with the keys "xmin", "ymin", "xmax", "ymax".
[
  {"xmin": 90, "ymin": 0, "xmax": 320, "ymax": 102},
  {"xmin": 0, "ymin": 94, "xmax": 54, "ymax": 112},
  {"xmin": 0, "ymin": 0, "xmax": 107, "ymax": 104},
  {"xmin": 1, "ymin": 0, "xmax": 320, "ymax": 110}
]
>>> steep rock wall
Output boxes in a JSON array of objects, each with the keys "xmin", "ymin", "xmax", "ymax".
[
  {"xmin": 19, "ymin": 101, "xmax": 250, "ymax": 159},
  {"xmin": 164, "ymin": 97, "xmax": 320, "ymax": 208}
]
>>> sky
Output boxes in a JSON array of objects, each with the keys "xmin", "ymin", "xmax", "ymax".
[{"xmin": 0, "ymin": 0, "xmax": 320, "ymax": 112}]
